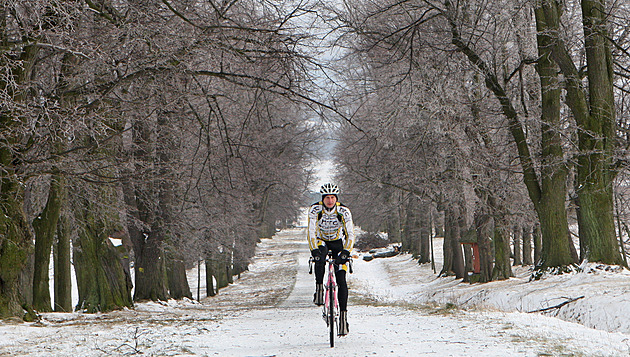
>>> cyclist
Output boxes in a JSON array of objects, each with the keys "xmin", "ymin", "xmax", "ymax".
[{"xmin": 307, "ymin": 183, "xmax": 355, "ymax": 336}]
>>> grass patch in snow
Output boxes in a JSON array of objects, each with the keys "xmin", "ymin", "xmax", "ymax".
[
  {"xmin": 508, "ymin": 330, "xmax": 589, "ymax": 357},
  {"xmin": 350, "ymin": 291, "xmax": 458, "ymax": 316},
  {"xmin": 535, "ymin": 343, "xmax": 589, "ymax": 357},
  {"xmin": 428, "ymin": 302, "xmax": 459, "ymax": 315}
]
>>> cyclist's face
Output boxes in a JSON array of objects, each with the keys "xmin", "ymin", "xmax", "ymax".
[{"xmin": 323, "ymin": 195, "xmax": 337, "ymax": 208}]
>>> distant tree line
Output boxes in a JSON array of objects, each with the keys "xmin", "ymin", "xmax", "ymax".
[
  {"xmin": 0, "ymin": 0, "xmax": 320, "ymax": 319},
  {"xmin": 325, "ymin": 0, "xmax": 630, "ymax": 282}
]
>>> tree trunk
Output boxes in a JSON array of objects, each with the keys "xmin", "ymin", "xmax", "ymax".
[
  {"xmin": 434, "ymin": 211, "xmax": 444, "ymax": 238},
  {"xmin": 167, "ymin": 257, "xmax": 192, "ymax": 300},
  {"xmin": 576, "ymin": 189, "xmax": 620, "ymax": 263},
  {"xmin": 205, "ymin": 259, "xmax": 216, "ymax": 297},
  {"xmin": 522, "ymin": 226, "xmax": 533, "ymax": 265},
  {"xmin": 429, "ymin": 210, "xmax": 436, "ymax": 273},
  {"xmin": 197, "ymin": 260, "xmax": 202, "ymax": 300},
  {"xmin": 122, "ymin": 180, "xmax": 169, "ymax": 301},
  {"xmin": 532, "ymin": 6, "xmax": 576, "ymax": 268},
  {"xmin": 453, "ymin": 207, "xmax": 465, "ymax": 279},
  {"xmin": 462, "ymin": 243, "xmax": 472, "ymax": 282},
  {"xmin": 536, "ymin": 181, "xmax": 576, "ymax": 267},
  {"xmin": 0, "ymin": 193, "xmax": 32, "ymax": 319},
  {"xmin": 418, "ymin": 203, "xmax": 431, "ymax": 264},
  {"xmin": 623, "ymin": 222, "xmax": 630, "ymax": 264},
  {"xmin": 512, "ymin": 225, "xmax": 522, "ymax": 266},
  {"xmin": 575, "ymin": 0, "xmax": 620, "ymax": 265},
  {"xmin": 232, "ymin": 254, "xmax": 249, "ymax": 278},
  {"xmin": 32, "ymin": 172, "xmax": 65, "ymax": 312},
  {"xmin": 18, "ymin": 254, "xmax": 34, "ymax": 313},
  {"xmin": 492, "ymin": 223, "xmax": 513, "ymax": 280},
  {"xmin": 475, "ymin": 211, "xmax": 493, "ymax": 283},
  {"xmin": 73, "ymin": 199, "xmax": 133, "ymax": 313},
  {"xmin": 533, "ymin": 224, "xmax": 542, "ymax": 266},
  {"xmin": 225, "ymin": 250, "xmax": 234, "ymax": 285},
  {"xmin": 440, "ymin": 207, "xmax": 464, "ymax": 278},
  {"xmin": 0, "ymin": 42, "xmax": 37, "ymax": 319},
  {"xmin": 256, "ymin": 188, "xmax": 276, "ymax": 239},
  {"xmin": 440, "ymin": 210, "xmax": 453, "ymax": 277},
  {"xmin": 615, "ymin": 194, "xmax": 628, "ymax": 267},
  {"xmin": 214, "ymin": 255, "xmax": 229, "ymax": 291},
  {"xmin": 54, "ymin": 212, "xmax": 72, "ymax": 312},
  {"xmin": 387, "ymin": 215, "xmax": 402, "ymax": 243},
  {"xmin": 0, "ymin": 147, "xmax": 33, "ymax": 318},
  {"xmin": 402, "ymin": 197, "xmax": 420, "ymax": 257},
  {"xmin": 123, "ymin": 118, "xmax": 170, "ymax": 302},
  {"xmin": 539, "ymin": 0, "xmax": 621, "ymax": 265},
  {"xmin": 133, "ymin": 230, "xmax": 169, "ymax": 301},
  {"xmin": 568, "ymin": 229, "xmax": 579, "ymax": 263},
  {"xmin": 51, "ymin": 50, "xmax": 78, "ymax": 314}
]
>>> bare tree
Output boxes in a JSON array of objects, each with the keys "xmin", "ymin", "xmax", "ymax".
[
  {"xmin": 1, "ymin": 0, "xmax": 320, "ymax": 317},
  {"xmin": 324, "ymin": 0, "xmax": 590, "ymax": 273}
]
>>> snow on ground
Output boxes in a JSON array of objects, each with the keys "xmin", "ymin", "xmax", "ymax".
[
  {"xmin": 1, "ymin": 228, "xmax": 630, "ymax": 356},
  {"xmin": 354, "ymin": 236, "xmax": 630, "ymax": 335}
]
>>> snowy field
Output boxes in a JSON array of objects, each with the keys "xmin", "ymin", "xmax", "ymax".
[{"xmin": 1, "ymin": 228, "xmax": 630, "ymax": 356}]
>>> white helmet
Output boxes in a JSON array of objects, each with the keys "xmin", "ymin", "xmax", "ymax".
[{"xmin": 320, "ymin": 183, "xmax": 340, "ymax": 195}]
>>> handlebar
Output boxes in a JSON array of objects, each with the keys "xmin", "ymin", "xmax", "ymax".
[{"xmin": 308, "ymin": 255, "xmax": 353, "ymax": 274}]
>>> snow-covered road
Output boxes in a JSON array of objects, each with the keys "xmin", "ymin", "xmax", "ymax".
[{"xmin": 1, "ymin": 228, "xmax": 629, "ymax": 356}]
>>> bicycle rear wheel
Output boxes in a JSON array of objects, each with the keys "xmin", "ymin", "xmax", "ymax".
[{"xmin": 329, "ymin": 284, "xmax": 335, "ymax": 347}]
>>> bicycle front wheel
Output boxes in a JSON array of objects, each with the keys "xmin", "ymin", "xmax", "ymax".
[{"xmin": 329, "ymin": 284, "xmax": 335, "ymax": 348}]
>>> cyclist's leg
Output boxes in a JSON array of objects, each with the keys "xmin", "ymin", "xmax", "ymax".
[
  {"xmin": 314, "ymin": 243, "xmax": 328, "ymax": 284},
  {"xmin": 314, "ymin": 262, "xmax": 325, "ymax": 284},
  {"xmin": 335, "ymin": 268, "xmax": 348, "ymax": 311},
  {"xmin": 312, "ymin": 243, "xmax": 328, "ymax": 305},
  {"xmin": 335, "ymin": 263, "xmax": 350, "ymax": 335}
]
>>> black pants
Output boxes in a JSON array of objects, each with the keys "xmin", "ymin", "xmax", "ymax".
[{"xmin": 314, "ymin": 239, "xmax": 349, "ymax": 311}]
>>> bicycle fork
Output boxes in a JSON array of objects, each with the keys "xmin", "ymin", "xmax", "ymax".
[{"xmin": 322, "ymin": 266, "xmax": 338, "ymax": 326}]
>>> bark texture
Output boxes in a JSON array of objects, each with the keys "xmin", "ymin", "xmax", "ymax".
[
  {"xmin": 440, "ymin": 207, "xmax": 465, "ymax": 278},
  {"xmin": 475, "ymin": 211, "xmax": 494, "ymax": 283},
  {"xmin": 32, "ymin": 172, "xmax": 65, "ymax": 312},
  {"xmin": 74, "ymin": 199, "xmax": 133, "ymax": 313},
  {"xmin": 537, "ymin": 0, "xmax": 621, "ymax": 265},
  {"xmin": 492, "ymin": 223, "xmax": 513, "ymax": 280},
  {"xmin": 54, "ymin": 213, "xmax": 72, "ymax": 312},
  {"xmin": 167, "ymin": 257, "xmax": 192, "ymax": 300}
]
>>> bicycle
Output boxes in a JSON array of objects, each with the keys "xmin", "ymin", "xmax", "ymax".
[{"xmin": 309, "ymin": 250, "xmax": 353, "ymax": 348}]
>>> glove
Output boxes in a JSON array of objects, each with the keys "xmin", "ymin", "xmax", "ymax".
[
  {"xmin": 335, "ymin": 249, "xmax": 351, "ymax": 265},
  {"xmin": 311, "ymin": 245, "xmax": 327, "ymax": 261}
]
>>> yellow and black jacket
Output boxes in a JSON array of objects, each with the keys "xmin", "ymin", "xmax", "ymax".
[{"xmin": 307, "ymin": 201, "xmax": 355, "ymax": 252}]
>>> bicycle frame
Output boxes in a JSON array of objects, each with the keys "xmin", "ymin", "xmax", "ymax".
[
  {"xmin": 309, "ymin": 250, "xmax": 353, "ymax": 348},
  {"xmin": 323, "ymin": 252, "xmax": 338, "ymax": 320}
]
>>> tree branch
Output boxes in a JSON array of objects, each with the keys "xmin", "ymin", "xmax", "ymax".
[
  {"xmin": 443, "ymin": 0, "xmax": 542, "ymax": 206},
  {"xmin": 528, "ymin": 296, "xmax": 585, "ymax": 313}
]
